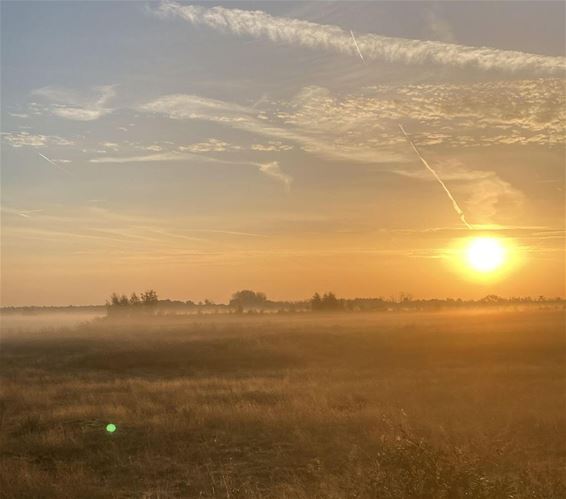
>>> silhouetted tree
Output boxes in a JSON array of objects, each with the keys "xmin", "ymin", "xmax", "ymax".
[
  {"xmin": 310, "ymin": 292, "xmax": 343, "ymax": 311},
  {"xmin": 399, "ymin": 292, "xmax": 413, "ymax": 304},
  {"xmin": 481, "ymin": 294, "xmax": 502, "ymax": 305},
  {"xmin": 321, "ymin": 292, "xmax": 340, "ymax": 310},
  {"xmin": 230, "ymin": 290, "xmax": 267, "ymax": 309},
  {"xmin": 140, "ymin": 289, "xmax": 159, "ymax": 313},
  {"xmin": 310, "ymin": 292, "xmax": 322, "ymax": 311},
  {"xmin": 106, "ymin": 292, "xmax": 129, "ymax": 315}
]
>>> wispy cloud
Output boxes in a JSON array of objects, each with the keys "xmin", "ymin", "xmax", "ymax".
[
  {"xmin": 156, "ymin": 2, "xmax": 565, "ymax": 75},
  {"xmin": 141, "ymin": 93, "xmax": 252, "ymax": 120},
  {"xmin": 179, "ymin": 138, "xmax": 241, "ymax": 153},
  {"xmin": 140, "ymin": 93, "xmax": 404, "ymax": 164},
  {"xmin": 32, "ymin": 85, "xmax": 116, "ymax": 121},
  {"xmin": 89, "ymin": 151, "xmax": 202, "ymax": 164},
  {"xmin": 278, "ymin": 80, "xmax": 565, "ymax": 149},
  {"xmin": 138, "ymin": 86, "xmax": 535, "ymax": 221},
  {"xmin": 395, "ymin": 158, "xmax": 524, "ymax": 223},
  {"xmin": 424, "ymin": 3, "xmax": 455, "ymax": 43},
  {"xmin": 1, "ymin": 207, "xmax": 45, "ymax": 219},
  {"xmin": 251, "ymin": 141, "xmax": 294, "ymax": 152},
  {"xmin": 257, "ymin": 161, "xmax": 292, "ymax": 191},
  {"xmin": 89, "ymin": 147, "xmax": 294, "ymax": 191},
  {"xmin": 139, "ymin": 80, "xmax": 562, "ymax": 165},
  {"xmin": 1, "ymin": 205, "xmax": 270, "ymax": 256},
  {"xmin": 1, "ymin": 131, "xmax": 74, "ymax": 148},
  {"xmin": 101, "ymin": 142, "xmax": 120, "ymax": 151}
]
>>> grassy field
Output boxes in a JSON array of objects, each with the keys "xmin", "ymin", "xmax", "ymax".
[{"xmin": 1, "ymin": 309, "xmax": 565, "ymax": 498}]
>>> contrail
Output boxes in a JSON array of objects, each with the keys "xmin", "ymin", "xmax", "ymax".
[
  {"xmin": 399, "ymin": 125, "xmax": 473, "ymax": 229},
  {"xmin": 38, "ymin": 153, "xmax": 70, "ymax": 174},
  {"xmin": 350, "ymin": 30, "xmax": 365, "ymax": 64},
  {"xmin": 38, "ymin": 152, "xmax": 60, "ymax": 168}
]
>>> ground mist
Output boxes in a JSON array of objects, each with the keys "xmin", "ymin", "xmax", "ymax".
[{"xmin": 1, "ymin": 309, "xmax": 564, "ymax": 498}]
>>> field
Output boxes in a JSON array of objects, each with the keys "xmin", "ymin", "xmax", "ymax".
[{"xmin": 1, "ymin": 309, "xmax": 565, "ymax": 498}]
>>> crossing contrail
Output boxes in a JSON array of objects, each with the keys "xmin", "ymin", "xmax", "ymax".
[
  {"xmin": 350, "ymin": 30, "xmax": 366, "ymax": 64},
  {"xmin": 399, "ymin": 125, "xmax": 473, "ymax": 229},
  {"xmin": 38, "ymin": 153, "xmax": 60, "ymax": 168},
  {"xmin": 38, "ymin": 153, "xmax": 70, "ymax": 174}
]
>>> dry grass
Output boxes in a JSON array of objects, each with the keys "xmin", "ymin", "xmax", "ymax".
[{"xmin": 1, "ymin": 309, "xmax": 565, "ymax": 498}]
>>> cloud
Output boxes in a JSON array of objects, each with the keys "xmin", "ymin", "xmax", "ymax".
[
  {"xmin": 396, "ymin": 159, "xmax": 524, "ymax": 223},
  {"xmin": 89, "ymin": 149, "xmax": 249, "ymax": 169},
  {"xmin": 140, "ymin": 93, "xmax": 404, "ymax": 164},
  {"xmin": 101, "ymin": 142, "xmax": 120, "ymax": 151},
  {"xmin": 1, "ymin": 205, "xmax": 273, "ymax": 264},
  {"xmin": 89, "ymin": 142, "xmax": 293, "ymax": 191},
  {"xmin": 463, "ymin": 176, "xmax": 524, "ymax": 222},
  {"xmin": 52, "ymin": 107, "xmax": 107, "ymax": 121},
  {"xmin": 141, "ymin": 93, "xmax": 253, "ymax": 120},
  {"xmin": 2, "ymin": 132, "xmax": 48, "ymax": 148},
  {"xmin": 137, "ymin": 82, "xmax": 547, "ymax": 220},
  {"xmin": 424, "ymin": 4, "xmax": 455, "ymax": 43},
  {"xmin": 251, "ymin": 141, "xmax": 294, "ymax": 152},
  {"xmin": 89, "ymin": 151, "xmax": 199, "ymax": 164},
  {"xmin": 32, "ymin": 85, "xmax": 116, "ymax": 121},
  {"xmin": 257, "ymin": 161, "xmax": 292, "ymax": 190},
  {"xmin": 135, "ymin": 77, "xmax": 560, "ymax": 225},
  {"xmin": 179, "ymin": 138, "xmax": 241, "ymax": 153},
  {"xmin": 1, "ymin": 131, "xmax": 74, "ymax": 148},
  {"xmin": 156, "ymin": 2, "xmax": 565, "ymax": 75},
  {"xmin": 277, "ymin": 80, "xmax": 565, "ymax": 148}
]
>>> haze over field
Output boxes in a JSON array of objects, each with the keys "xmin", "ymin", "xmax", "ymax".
[
  {"xmin": 0, "ymin": 309, "xmax": 564, "ymax": 497},
  {"xmin": 2, "ymin": 4, "xmax": 566, "ymax": 498},
  {"xmin": 1, "ymin": 1, "xmax": 564, "ymax": 306}
]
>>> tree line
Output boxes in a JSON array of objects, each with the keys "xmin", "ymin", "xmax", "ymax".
[
  {"xmin": 106, "ymin": 290, "xmax": 159, "ymax": 315},
  {"xmin": 102, "ymin": 288, "xmax": 565, "ymax": 317}
]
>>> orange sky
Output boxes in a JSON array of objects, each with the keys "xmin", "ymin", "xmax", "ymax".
[{"xmin": 1, "ymin": 1, "xmax": 564, "ymax": 305}]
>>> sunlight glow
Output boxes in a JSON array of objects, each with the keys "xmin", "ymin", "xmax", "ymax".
[
  {"xmin": 447, "ymin": 234, "xmax": 521, "ymax": 284},
  {"xmin": 466, "ymin": 237, "xmax": 506, "ymax": 273}
]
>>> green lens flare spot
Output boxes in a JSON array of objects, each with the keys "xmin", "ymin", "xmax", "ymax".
[{"xmin": 106, "ymin": 423, "xmax": 117, "ymax": 433}]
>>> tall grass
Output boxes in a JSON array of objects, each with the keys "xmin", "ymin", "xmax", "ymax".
[{"xmin": 1, "ymin": 309, "xmax": 564, "ymax": 498}]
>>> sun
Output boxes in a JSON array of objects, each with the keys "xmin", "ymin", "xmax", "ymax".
[
  {"xmin": 466, "ymin": 237, "xmax": 506, "ymax": 273},
  {"xmin": 448, "ymin": 235, "xmax": 519, "ymax": 282}
]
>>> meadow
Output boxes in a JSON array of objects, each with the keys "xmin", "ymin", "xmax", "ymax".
[{"xmin": 1, "ymin": 309, "xmax": 564, "ymax": 498}]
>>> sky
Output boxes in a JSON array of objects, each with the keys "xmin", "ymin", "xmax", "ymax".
[{"xmin": 1, "ymin": 1, "xmax": 565, "ymax": 306}]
